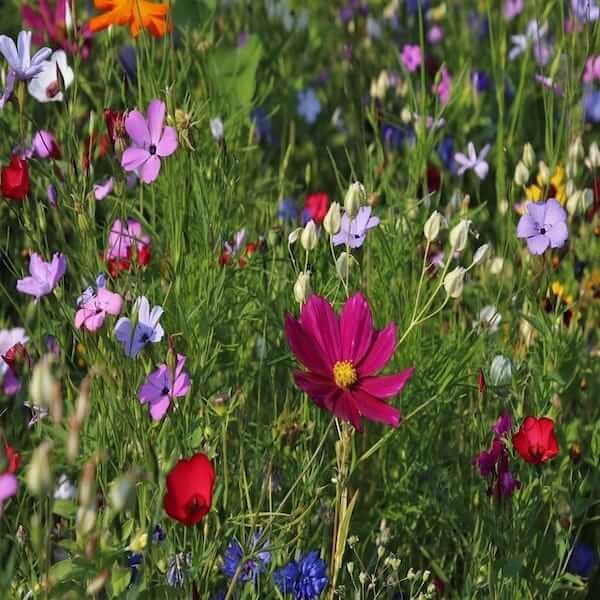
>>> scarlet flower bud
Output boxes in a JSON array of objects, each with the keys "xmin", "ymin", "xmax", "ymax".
[{"xmin": 1, "ymin": 155, "xmax": 30, "ymax": 200}]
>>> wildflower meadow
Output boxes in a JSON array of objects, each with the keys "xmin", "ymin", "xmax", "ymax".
[{"xmin": 2, "ymin": 0, "xmax": 600, "ymax": 598}]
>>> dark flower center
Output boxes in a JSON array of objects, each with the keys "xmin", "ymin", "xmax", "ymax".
[
  {"xmin": 46, "ymin": 82, "xmax": 60, "ymax": 98},
  {"xmin": 140, "ymin": 333, "xmax": 150, "ymax": 343},
  {"xmin": 184, "ymin": 494, "xmax": 207, "ymax": 519},
  {"xmin": 539, "ymin": 227, "xmax": 546, "ymax": 235},
  {"xmin": 161, "ymin": 386, "xmax": 169, "ymax": 396},
  {"xmin": 149, "ymin": 144, "xmax": 157, "ymax": 155}
]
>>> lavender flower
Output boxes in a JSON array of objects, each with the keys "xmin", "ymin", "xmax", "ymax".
[
  {"xmin": 0, "ymin": 31, "xmax": 51, "ymax": 108},
  {"xmin": 502, "ymin": 0, "xmax": 523, "ymax": 20},
  {"xmin": 332, "ymin": 206, "xmax": 380, "ymax": 248},
  {"xmin": 454, "ymin": 143, "xmax": 490, "ymax": 179},
  {"xmin": 16, "ymin": 252, "xmax": 66, "ymax": 299},
  {"xmin": 572, "ymin": 0, "xmax": 600, "ymax": 22},
  {"xmin": 297, "ymin": 88, "xmax": 321, "ymax": 124},
  {"xmin": 274, "ymin": 551, "xmax": 328, "ymax": 600},
  {"xmin": 516, "ymin": 199, "xmax": 568, "ymax": 255},
  {"xmin": 166, "ymin": 552, "xmax": 191, "ymax": 587},
  {"xmin": 114, "ymin": 296, "xmax": 164, "ymax": 358}
]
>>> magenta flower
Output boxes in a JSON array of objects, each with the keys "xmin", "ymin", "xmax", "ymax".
[
  {"xmin": 138, "ymin": 354, "xmax": 191, "ymax": 420},
  {"xmin": 32, "ymin": 130, "xmax": 59, "ymax": 159},
  {"xmin": 0, "ymin": 473, "xmax": 18, "ymax": 505},
  {"xmin": 583, "ymin": 55, "xmax": 600, "ymax": 83},
  {"xmin": 0, "ymin": 328, "xmax": 27, "ymax": 396},
  {"xmin": 16, "ymin": 252, "xmax": 66, "ymax": 299},
  {"xmin": 75, "ymin": 288, "xmax": 123, "ymax": 332},
  {"xmin": 517, "ymin": 199, "xmax": 568, "ymax": 255},
  {"xmin": 121, "ymin": 100, "xmax": 178, "ymax": 184},
  {"xmin": 285, "ymin": 293, "xmax": 414, "ymax": 431},
  {"xmin": 503, "ymin": 0, "xmax": 524, "ymax": 20},
  {"xmin": 106, "ymin": 218, "xmax": 150, "ymax": 260},
  {"xmin": 93, "ymin": 177, "xmax": 114, "ymax": 201},
  {"xmin": 400, "ymin": 44, "xmax": 422, "ymax": 72},
  {"xmin": 433, "ymin": 65, "xmax": 451, "ymax": 105}
]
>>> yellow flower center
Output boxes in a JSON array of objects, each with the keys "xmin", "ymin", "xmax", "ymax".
[{"xmin": 333, "ymin": 360, "xmax": 358, "ymax": 389}]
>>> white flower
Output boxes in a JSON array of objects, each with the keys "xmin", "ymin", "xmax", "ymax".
[
  {"xmin": 54, "ymin": 474, "xmax": 77, "ymax": 501},
  {"xmin": 209, "ymin": 117, "xmax": 224, "ymax": 141},
  {"xmin": 27, "ymin": 50, "xmax": 73, "ymax": 103},
  {"xmin": 454, "ymin": 143, "xmax": 491, "ymax": 179},
  {"xmin": 472, "ymin": 305, "xmax": 502, "ymax": 333}
]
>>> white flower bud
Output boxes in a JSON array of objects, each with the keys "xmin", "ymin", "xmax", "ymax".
[
  {"xmin": 109, "ymin": 468, "xmax": 142, "ymax": 512},
  {"xmin": 443, "ymin": 266, "xmax": 466, "ymax": 298},
  {"xmin": 288, "ymin": 228, "xmax": 302, "ymax": 245},
  {"xmin": 566, "ymin": 190, "xmax": 582, "ymax": 216},
  {"xmin": 323, "ymin": 202, "xmax": 341, "ymax": 235},
  {"xmin": 568, "ymin": 137, "xmax": 583, "ymax": 162},
  {"xmin": 489, "ymin": 256, "xmax": 504, "ymax": 275},
  {"xmin": 26, "ymin": 441, "xmax": 53, "ymax": 495},
  {"xmin": 538, "ymin": 161, "xmax": 551, "ymax": 185},
  {"xmin": 586, "ymin": 142, "xmax": 600, "ymax": 169},
  {"xmin": 423, "ymin": 211, "xmax": 446, "ymax": 242},
  {"xmin": 347, "ymin": 562, "xmax": 354, "ymax": 575},
  {"xmin": 29, "ymin": 355, "xmax": 61, "ymax": 415},
  {"xmin": 566, "ymin": 179, "xmax": 577, "ymax": 198},
  {"xmin": 513, "ymin": 161, "xmax": 529, "ymax": 186},
  {"xmin": 359, "ymin": 572, "xmax": 368, "ymax": 585},
  {"xmin": 300, "ymin": 220, "xmax": 318, "ymax": 251},
  {"xmin": 582, "ymin": 188, "xmax": 594, "ymax": 209},
  {"xmin": 401, "ymin": 106, "xmax": 412, "ymax": 124},
  {"xmin": 76, "ymin": 505, "xmax": 97, "ymax": 536},
  {"xmin": 335, "ymin": 251, "xmax": 357, "ymax": 280},
  {"xmin": 489, "ymin": 355, "xmax": 512, "ymax": 386},
  {"xmin": 423, "ymin": 569, "xmax": 431, "ymax": 582},
  {"xmin": 471, "ymin": 243, "xmax": 489, "ymax": 266},
  {"xmin": 449, "ymin": 219, "xmax": 471, "ymax": 252},
  {"xmin": 344, "ymin": 182, "xmax": 366, "ymax": 218},
  {"xmin": 293, "ymin": 271, "xmax": 312, "ymax": 304},
  {"xmin": 566, "ymin": 161, "xmax": 577, "ymax": 180},
  {"xmin": 522, "ymin": 143, "xmax": 535, "ymax": 169}
]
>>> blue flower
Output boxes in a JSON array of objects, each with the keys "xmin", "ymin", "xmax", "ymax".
[
  {"xmin": 567, "ymin": 541, "xmax": 598, "ymax": 578},
  {"xmin": 127, "ymin": 552, "xmax": 143, "ymax": 587},
  {"xmin": 472, "ymin": 70, "xmax": 491, "ymax": 93},
  {"xmin": 584, "ymin": 89, "xmax": 600, "ymax": 124},
  {"xmin": 167, "ymin": 552, "xmax": 191, "ymax": 587},
  {"xmin": 381, "ymin": 123, "xmax": 414, "ymax": 152},
  {"xmin": 278, "ymin": 198, "xmax": 299, "ymax": 224},
  {"xmin": 273, "ymin": 550, "xmax": 328, "ymax": 600},
  {"xmin": 151, "ymin": 524, "xmax": 166, "ymax": 543},
  {"xmin": 406, "ymin": 0, "xmax": 430, "ymax": 16},
  {"xmin": 297, "ymin": 88, "xmax": 321, "ymax": 124},
  {"xmin": 118, "ymin": 46, "xmax": 137, "ymax": 83},
  {"xmin": 251, "ymin": 107, "xmax": 274, "ymax": 145},
  {"xmin": 438, "ymin": 136, "xmax": 457, "ymax": 173},
  {"xmin": 223, "ymin": 534, "xmax": 271, "ymax": 583}
]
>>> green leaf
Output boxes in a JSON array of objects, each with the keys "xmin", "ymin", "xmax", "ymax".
[
  {"xmin": 49, "ymin": 559, "xmax": 75, "ymax": 583},
  {"xmin": 171, "ymin": 0, "xmax": 215, "ymax": 26},
  {"xmin": 110, "ymin": 566, "xmax": 132, "ymax": 597},
  {"xmin": 52, "ymin": 500, "xmax": 77, "ymax": 519}
]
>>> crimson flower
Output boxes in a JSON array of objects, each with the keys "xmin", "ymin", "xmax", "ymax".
[
  {"xmin": 163, "ymin": 453, "xmax": 215, "ymax": 526},
  {"xmin": 512, "ymin": 416, "xmax": 559, "ymax": 464},
  {"xmin": 1, "ymin": 155, "xmax": 30, "ymax": 200},
  {"xmin": 285, "ymin": 293, "xmax": 414, "ymax": 431},
  {"xmin": 304, "ymin": 192, "xmax": 330, "ymax": 224}
]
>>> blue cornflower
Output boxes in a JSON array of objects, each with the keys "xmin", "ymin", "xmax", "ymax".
[
  {"xmin": 151, "ymin": 524, "xmax": 166, "ymax": 543},
  {"xmin": 567, "ymin": 541, "xmax": 598, "ymax": 578},
  {"xmin": 406, "ymin": 0, "xmax": 430, "ymax": 16},
  {"xmin": 472, "ymin": 70, "xmax": 491, "ymax": 93},
  {"xmin": 297, "ymin": 88, "xmax": 321, "ymax": 124},
  {"xmin": 273, "ymin": 550, "xmax": 328, "ymax": 600},
  {"xmin": 438, "ymin": 136, "xmax": 457, "ymax": 173},
  {"xmin": 127, "ymin": 552, "xmax": 143, "ymax": 587},
  {"xmin": 278, "ymin": 198, "xmax": 299, "ymax": 224},
  {"xmin": 118, "ymin": 46, "xmax": 137, "ymax": 83},
  {"xmin": 251, "ymin": 107, "xmax": 274, "ymax": 145},
  {"xmin": 584, "ymin": 89, "xmax": 600, "ymax": 124},
  {"xmin": 223, "ymin": 534, "xmax": 271, "ymax": 583},
  {"xmin": 167, "ymin": 552, "xmax": 191, "ymax": 587}
]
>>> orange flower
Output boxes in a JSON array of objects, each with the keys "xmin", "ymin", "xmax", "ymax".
[{"xmin": 89, "ymin": 0, "xmax": 170, "ymax": 38}]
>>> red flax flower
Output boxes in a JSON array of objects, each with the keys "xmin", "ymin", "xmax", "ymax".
[
  {"xmin": 163, "ymin": 453, "xmax": 215, "ymax": 526},
  {"xmin": 512, "ymin": 416, "xmax": 559, "ymax": 465},
  {"xmin": 1, "ymin": 155, "xmax": 30, "ymax": 200},
  {"xmin": 285, "ymin": 293, "xmax": 414, "ymax": 431}
]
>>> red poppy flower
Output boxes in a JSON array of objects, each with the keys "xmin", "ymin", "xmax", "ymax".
[
  {"xmin": 1, "ymin": 155, "xmax": 30, "ymax": 200},
  {"xmin": 304, "ymin": 192, "xmax": 330, "ymax": 224},
  {"xmin": 3, "ymin": 443, "xmax": 20, "ymax": 474},
  {"xmin": 512, "ymin": 416, "xmax": 559, "ymax": 464},
  {"xmin": 163, "ymin": 453, "xmax": 215, "ymax": 526}
]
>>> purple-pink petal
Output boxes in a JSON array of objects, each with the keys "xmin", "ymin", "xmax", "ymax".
[
  {"xmin": 122, "ymin": 147, "xmax": 150, "ymax": 172},
  {"xmin": 125, "ymin": 110, "xmax": 150, "ymax": 146},
  {"xmin": 358, "ymin": 368, "xmax": 415, "ymax": 399},
  {"xmin": 547, "ymin": 221, "xmax": 568, "ymax": 248},
  {"xmin": 298, "ymin": 296, "xmax": 341, "ymax": 367},
  {"xmin": 0, "ymin": 473, "xmax": 18, "ymax": 503},
  {"xmin": 339, "ymin": 292, "xmax": 373, "ymax": 364},
  {"xmin": 157, "ymin": 126, "xmax": 178, "ymax": 157},
  {"xmin": 351, "ymin": 388, "xmax": 401, "ymax": 428},
  {"xmin": 147, "ymin": 99, "xmax": 166, "ymax": 145},
  {"xmin": 527, "ymin": 234, "xmax": 550, "ymax": 255},
  {"xmin": 516, "ymin": 214, "xmax": 538, "ymax": 238},
  {"xmin": 357, "ymin": 323, "xmax": 396, "ymax": 376},
  {"xmin": 149, "ymin": 396, "xmax": 171, "ymax": 420},
  {"xmin": 139, "ymin": 155, "xmax": 161, "ymax": 183},
  {"xmin": 285, "ymin": 315, "xmax": 331, "ymax": 376}
]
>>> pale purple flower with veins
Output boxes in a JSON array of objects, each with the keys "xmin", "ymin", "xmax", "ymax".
[
  {"xmin": 121, "ymin": 100, "xmax": 178, "ymax": 184},
  {"xmin": 75, "ymin": 287, "xmax": 123, "ymax": 332},
  {"xmin": 0, "ymin": 30, "xmax": 51, "ymax": 108},
  {"xmin": 114, "ymin": 296, "xmax": 164, "ymax": 358},
  {"xmin": 32, "ymin": 130, "xmax": 58, "ymax": 158},
  {"xmin": 517, "ymin": 199, "xmax": 568, "ymax": 255},
  {"xmin": 332, "ymin": 206, "xmax": 380, "ymax": 248},
  {"xmin": 572, "ymin": 0, "xmax": 600, "ymax": 22},
  {"xmin": 138, "ymin": 354, "xmax": 191, "ymax": 420},
  {"xmin": 454, "ymin": 142, "xmax": 490, "ymax": 179},
  {"xmin": 16, "ymin": 252, "xmax": 66, "ymax": 299}
]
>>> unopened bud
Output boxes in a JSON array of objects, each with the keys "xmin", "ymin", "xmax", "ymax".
[
  {"xmin": 109, "ymin": 468, "xmax": 142, "ymax": 512},
  {"xmin": 344, "ymin": 182, "xmax": 366, "ymax": 218},
  {"xmin": 586, "ymin": 142, "xmax": 600, "ymax": 169},
  {"xmin": 423, "ymin": 210, "xmax": 445, "ymax": 242},
  {"xmin": 514, "ymin": 161, "xmax": 529, "ymax": 186},
  {"xmin": 444, "ymin": 266, "xmax": 466, "ymax": 298},
  {"xmin": 335, "ymin": 251, "xmax": 357, "ymax": 280},
  {"xmin": 79, "ymin": 458, "xmax": 97, "ymax": 507},
  {"xmin": 293, "ymin": 271, "xmax": 312, "ymax": 304},
  {"xmin": 323, "ymin": 202, "xmax": 341, "ymax": 235},
  {"xmin": 471, "ymin": 243, "xmax": 489, "ymax": 266},
  {"xmin": 359, "ymin": 572, "xmax": 368, "ymax": 585},
  {"xmin": 568, "ymin": 136, "xmax": 583, "ymax": 162},
  {"xmin": 29, "ymin": 355, "xmax": 61, "ymax": 418},
  {"xmin": 538, "ymin": 161, "xmax": 551, "ymax": 185},
  {"xmin": 288, "ymin": 227, "xmax": 302, "ymax": 245},
  {"xmin": 26, "ymin": 441, "xmax": 53, "ymax": 495},
  {"xmin": 85, "ymin": 570, "xmax": 109, "ymax": 596},
  {"xmin": 489, "ymin": 355, "xmax": 512, "ymax": 386},
  {"xmin": 566, "ymin": 191, "xmax": 582, "ymax": 216},
  {"xmin": 522, "ymin": 143, "xmax": 535, "ymax": 169},
  {"xmin": 449, "ymin": 219, "xmax": 471, "ymax": 252},
  {"xmin": 300, "ymin": 220, "xmax": 318, "ymax": 251}
]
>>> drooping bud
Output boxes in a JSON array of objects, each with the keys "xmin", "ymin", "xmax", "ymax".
[
  {"xmin": 344, "ymin": 182, "xmax": 365, "ymax": 218},
  {"xmin": 26, "ymin": 441, "xmax": 53, "ymax": 495},
  {"xmin": 538, "ymin": 161, "xmax": 551, "ymax": 185},
  {"xmin": 449, "ymin": 219, "xmax": 471, "ymax": 252},
  {"xmin": 513, "ymin": 161, "xmax": 529, "ymax": 186},
  {"xmin": 300, "ymin": 220, "xmax": 318, "ymax": 251},
  {"xmin": 109, "ymin": 467, "xmax": 143, "ymax": 512},
  {"xmin": 29, "ymin": 355, "xmax": 61, "ymax": 421},
  {"xmin": 522, "ymin": 143, "xmax": 535, "ymax": 169},
  {"xmin": 293, "ymin": 271, "xmax": 312, "ymax": 304},
  {"xmin": 335, "ymin": 252, "xmax": 357, "ymax": 281},
  {"xmin": 443, "ymin": 266, "xmax": 466, "ymax": 298},
  {"xmin": 568, "ymin": 137, "xmax": 583, "ymax": 163},
  {"xmin": 288, "ymin": 227, "xmax": 302, "ymax": 245},
  {"xmin": 323, "ymin": 202, "xmax": 341, "ymax": 235},
  {"xmin": 423, "ymin": 210, "xmax": 445, "ymax": 242},
  {"xmin": 489, "ymin": 355, "xmax": 512, "ymax": 386},
  {"xmin": 586, "ymin": 142, "xmax": 600, "ymax": 169},
  {"xmin": 471, "ymin": 243, "xmax": 489, "ymax": 266}
]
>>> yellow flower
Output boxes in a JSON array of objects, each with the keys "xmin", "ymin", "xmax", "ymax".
[
  {"xmin": 524, "ymin": 165, "xmax": 566, "ymax": 206},
  {"xmin": 582, "ymin": 270, "xmax": 600, "ymax": 303},
  {"xmin": 128, "ymin": 532, "xmax": 148, "ymax": 552}
]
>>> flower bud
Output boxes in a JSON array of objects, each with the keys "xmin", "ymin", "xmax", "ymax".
[
  {"xmin": 443, "ymin": 266, "xmax": 466, "ymax": 298},
  {"xmin": 566, "ymin": 160, "xmax": 577, "ymax": 180},
  {"xmin": 566, "ymin": 190, "xmax": 582, "ymax": 216},
  {"xmin": 344, "ymin": 182, "xmax": 365, "ymax": 218},
  {"xmin": 109, "ymin": 468, "xmax": 142, "ymax": 512},
  {"xmin": 29, "ymin": 355, "xmax": 61, "ymax": 418},
  {"xmin": 26, "ymin": 441, "xmax": 53, "ymax": 495},
  {"xmin": 288, "ymin": 227, "xmax": 302, "ymax": 245},
  {"xmin": 423, "ymin": 210, "xmax": 445, "ymax": 242},
  {"xmin": 335, "ymin": 251, "xmax": 357, "ymax": 280},
  {"xmin": 79, "ymin": 458, "xmax": 97, "ymax": 507},
  {"xmin": 471, "ymin": 243, "xmax": 489, "ymax": 266},
  {"xmin": 489, "ymin": 355, "xmax": 512, "ymax": 386},
  {"xmin": 538, "ymin": 161, "xmax": 551, "ymax": 185},
  {"xmin": 449, "ymin": 219, "xmax": 471, "ymax": 252},
  {"xmin": 300, "ymin": 220, "xmax": 318, "ymax": 251},
  {"xmin": 586, "ymin": 142, "xmax": 600, "ymax": 169},
  {"xmin": 513, "ymin": 161, "xmax": 529, "ymax": 186},
  {"xmin": 490, "ymin": 256, "xmax": 504, "ymax": 275},
  {"xmin": 522, "ymin": 143, "xmax": 535, "ymax": 169},
  {"xmin": 568, "ymin": 137, "xmax": 583, "ymax": 162},
  {"xmin": 77, "ymin": 505, "xmax": 97, "ymax": 536},
  {"xmin": 293, "ymin": 271, "xmax": 312, "ymax": 304},
  {"xmin": 323, "ymin": 202, "xmax": 341, "ymax": 235}
]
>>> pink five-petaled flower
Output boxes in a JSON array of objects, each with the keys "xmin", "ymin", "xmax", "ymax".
[
  {"xmin": 400, "ymin": 44, "xmax": 422, "ymax": 72},
  {"xmin": 285, "ymin": 292, "xmax": 414, "ymax": 431},
  {"xmin": 75, "ymin": 288, "xmax": 123, "ymax": 332},
  {"xmin": 138, "ymin": 354, "xmax": 191, "ymax": 420},
  {"xmin": 16, "ymin": 252, "xmax": 66, "ymax": 299},
  {"xmin": 121, "ymin": 99, "xmax": 178, "ymax": 184},
  {"xmin": 516, "ymin": 198, "xmax": 568, "ymax": 255}
]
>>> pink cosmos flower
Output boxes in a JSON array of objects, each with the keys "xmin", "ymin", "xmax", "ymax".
[
  {"xmin": 16, "ymin": 252, "xmax": 66, "ymax": 299},
  {"xmin": 138, "ymin": 354, "xmax": 191, "ymax": 420},
  {"xmin": 400, "ymin": 44, "xmax": 422, "ymax": 72},
  {"xmin": 75, "ymin": 288, "xmax": 123, "ymax": 332},
  {"xmin": 285, "ymin": 293, "xmax": 414, "ymax": 431},
  {"xmin": 121, "ymin": 99, "xmax": 178, "ymax": 184}
]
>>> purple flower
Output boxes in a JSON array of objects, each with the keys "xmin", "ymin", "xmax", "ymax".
[
  {"xmin": 332, "ymin": 206, "xmax": 380, "ymax": 248},
  {"xmin": 517, "ymin": 199, "xmax": 568, "ymax": 255},
  {"xmin": 400, "ymin": 44, "xmax": 422, "ymax": 72},
  {"xmin": 16, "ymin": 252, "xmax": 66, "ymax": 299},
  {"xmin": 584, "ymin": 89, "xmax": 600, "ymax": 123},
  {"xmin": 493, "ymin": 413, "xmax": 513, "ymax": 437},
  {"xmin": 509, "ymin": 21, "xmax": 552, "ymax": 66},
  {"xmin": 0, "ymin": 31, "xmax": 51, "ymax": 108},
  {"xmin": 0, "ymin": 473, "xmax": 18, "ymax": 504},
  {"xmin": 121, "ymin": 100, "xmax": 178, "ymax": 184},
  {"xmin": 572, "ymin": 0, "xmax": 600, "ymax": 22},
  {"xmin": 433, "ymin": 65, "xmax": 451, "ymax": 105},
  {"xmin": 114, "ymin": 296, "xmax": 164, "ymax": 358},
  {"xmin": 472, "ymin": 70, "xmax": 491, "ymax": 93},
  {"xmin": 503, "ymin": 0, "xmax": 523, "ymax": 20},
  {"xmin": 251, "ymin": 107, "xmax": 274, "ymax": 145},
  {"xmin": 94, "ymin": 177, "xmax": 114, "ymax": 201},
  {"xmin": 583, "ymin": 56, "xmax": 600, "ymax": 83},
  {"xmin": 567, "ymin": 541, "xmax": 598, "ymax": 578},
  {"xmin": 274, "ymin": 551, "xmax": 328, "ymax": 600},
  {"xmin": 278, "ymin": 198, "xmax": 299, "ymax": 223},
  {"xmin": 0, "ymin": 328, "xmax": 27, "ymax": 395},
  {"xmin": 32, "ymin": 130, "xmax": 58, "ymax": 158},
  {"xmin": 427, "ymin": 25, "xmax": 443, "ymax": 44},
  {"xmin": 138, "ymin": 354, "xmax": 191, "ymax": 420},
  {"xmin": 454, "ymin": 143, "xmax": 490, "ymax": 179},
  {"xmin": 46, "ymin": 184, "xmax": 57, "ymax": 207},
  {"xmin": 222, "ymin": 533, "xmax": 271, "ymax": 583}
]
